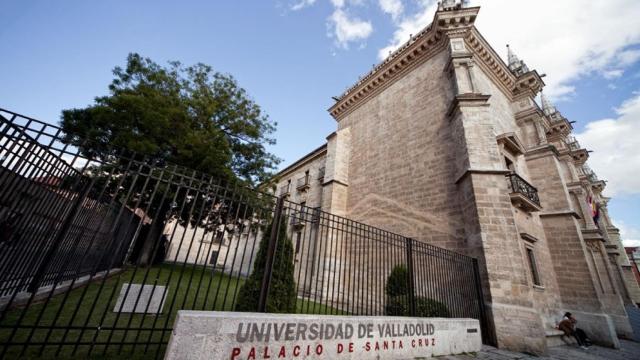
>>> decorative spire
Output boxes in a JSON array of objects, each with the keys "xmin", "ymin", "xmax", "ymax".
[
  {"xmin": 438, "ymin": 0, "xmax": 460, "ymax": 11},
  {"xmin": 506, "ymin": 44, "xmax": 530, "ymax": 76},
  {"xmin": 540, "ymin": 92, "xmax": 557, "ymax": 116},
  {"xmin": 507, "ymin": 45, "xmax": 519, "ymax": 67}
]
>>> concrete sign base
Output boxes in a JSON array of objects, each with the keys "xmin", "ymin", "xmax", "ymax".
[{"xmin": 165, "ymin": 311, "xmax": 481, "ymax": 360}]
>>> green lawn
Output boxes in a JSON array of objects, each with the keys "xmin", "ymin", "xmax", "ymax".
[{"xmin": 0, "ymin": 263, "xmax": 344, "ymax": 359}]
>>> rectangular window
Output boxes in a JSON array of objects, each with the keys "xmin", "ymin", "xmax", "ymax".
[
  {"xmin": 295, "ymin": 232, "xmax": 302, "ymax": 254},
  {"xmin": 300, "ymin": 201, "xmax": 306, "ymax": 218},
  {"xmin": 526, "ymin": 247, "xmax": 541, "ymax": 286},
  {"xmin": 209, "ymin": 251, "xmax": 219, "ymax": 265}
]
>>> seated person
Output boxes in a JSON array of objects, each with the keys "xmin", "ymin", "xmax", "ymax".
[{"xmin": 557, "ymin": 312, "xmax": 590, "ymax": 349}]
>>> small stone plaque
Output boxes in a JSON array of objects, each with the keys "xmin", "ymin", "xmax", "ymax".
[
  {"xmin": 113, "ymin": 283, "xmax": 167, "ymax": 314},
  {"xmin": 165, "ymin": 311, "xmax": 481, "ymax": 360}
]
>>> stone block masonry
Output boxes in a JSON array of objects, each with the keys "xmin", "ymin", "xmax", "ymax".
[{"xmin": 269, "ymin": 3, "xmax": 640, "ymax": 355}]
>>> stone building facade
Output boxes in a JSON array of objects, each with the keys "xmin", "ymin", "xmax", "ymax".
[
  {"xmin": 625, "ymin": 247, "xmax": 640, "ymax": 302},
  {"xmin": 271, "ymin": 2, "xmax": 640, "ymax": 355}
]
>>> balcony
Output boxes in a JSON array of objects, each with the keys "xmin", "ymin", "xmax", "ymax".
[
  {"xmin": 506, "ymin": 173, "xmax": 541, "ymax": 212},
  {"xmin": 317, "ymin": 167, "xmax": 325, "ymax": 181},
  {"xmin": 291, "ymin": 212, "xmax": 306, "ymax": 228},
  {"xmin": 582, "ymin": 165, "xmax": 598, "ymax": 183},
  {"xmin": 278, "ymin": 183, "xmax": 290, "ymax": 197},
  {"xmin": 296, "ymin": 175, "xmax": 310, "ymax": 192},
  {"xmin": 563, "ymin": 136, "xmax": 590, "ymax": 163},
  {"xmin": 290, "ymin": 207, "xmax": 310, "ymax": 228},
  {"xmin": 291, "ymin": 207, "xmax": 321, "ymax": 228},
  {"xmin": 566, "ymin": 136, "xmax": 580, "ymax": 151}
]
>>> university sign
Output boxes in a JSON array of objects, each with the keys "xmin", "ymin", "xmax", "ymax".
[{"xmin": 165, "ymin": 312, "xmax": 481, "ymax": 359}]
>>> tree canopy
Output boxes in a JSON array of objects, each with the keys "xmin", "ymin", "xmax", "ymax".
[{"xmin": 61, "ymin": 53, "xmax": 280, "ymax": 186}]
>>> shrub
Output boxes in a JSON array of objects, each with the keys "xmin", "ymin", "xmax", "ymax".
[
  {"xmin": 235, "ymin": 215, "xmax": 296, "ymax": 313},
  {"xmin": 384, "ymin": 295, "xmax": 409, "ymax": 316},
  {"xmin": 384, "ymin": 264, "xmax": 449, "ymax": 317},
  {"xmin": 415, "ymin": 297, "xmax": 450, "ymax": 317},
  {"xmin": 385, "ymin": 296, "xmax": 450, "ymax": 317},
  {"xmin": 385, "ymin": 264, "xmax": 409, "ymax": 297}
]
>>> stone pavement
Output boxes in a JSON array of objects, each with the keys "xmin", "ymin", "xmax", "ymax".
[{"xmin": 436, "ymin": 339, "xmax": 640, "ymax": 360}]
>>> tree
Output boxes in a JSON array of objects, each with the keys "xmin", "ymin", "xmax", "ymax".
[
  {"xmin": 384, "ymin": 264, "xmax": 449, "ymax": 317},
  {"xmin": 61, "ymin": 53, "xmax": 280, "ymax": 185},
  {"xmin": 235, "ymin": 215, "xmax": 296, "ymax": 313},
  {"xmin": 59, "ymin": 54, "xmax": 280, "ymax": 265}
]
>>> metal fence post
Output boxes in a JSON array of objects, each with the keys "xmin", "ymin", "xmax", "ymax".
[
  {"xmin": 257, "ymin": 196, "xmax": 285, "ymax": 312},
  {"xmin": 27, "ymin": 178, "xmax": 94, "ymax": 293},
  {"xmin": 405, "ymin": 238, "xmax": 416, "ymax": 317},
  {"xmin": 472, "ymin": 257, "xmax": 493, "ymax": 345}
]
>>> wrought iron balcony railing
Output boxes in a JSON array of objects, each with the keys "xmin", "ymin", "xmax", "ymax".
[
  {"xmin": 290, "ymin": 211, "xmax": 306, "ymax": 228},
  {"xmin": 296, "ymin": 175, "xmax": 310, "ymax": 191},
  {"xmin": 278, "ymin": 183, "xmax": 290, "ymax": 197},
  {"xmin": 582, "ymin": 165, "xmax": 598, "ymax": 183},
  {"xmin": 317, "ymin": 167, "xmax": 325, "ymax": 181},
  {"xmin": 566, "ymin": 136, "xmax": 580, "ymax": 151},
  {"xmin": 506, "ymin": 172, "xmax": 541, "ymax": 209}
]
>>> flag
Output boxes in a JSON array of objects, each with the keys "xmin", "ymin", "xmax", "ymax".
[{"xmin": 587, "ymin": 195, "xmax": 600, "ymax": 227}]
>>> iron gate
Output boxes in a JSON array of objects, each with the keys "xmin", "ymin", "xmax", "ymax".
[{"xmin": 0, "ymin": 108, "xmax": 491, "ymax": 359}]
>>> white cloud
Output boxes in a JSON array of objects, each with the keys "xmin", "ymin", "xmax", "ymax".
[
  {"xmin": 378, "ymin": 0, "xmax": 438, "ymax": 59},
  {"xmin": 472, "ymin": 0, "xmax": 640, "ymax": 99},
  {"xmin": 616, "ymin": 220, "xmax": 640, "ymax": 247},
  {"xmin": 602, "ymin": 69, "xmax": 624, "ymax": 80},
  {"xmin": 331, "ymin": 0, "xmax": 365, "ymax": 8},
  {"xmin": 575, "ymin": 91, "xmax": 640, "ymax": 196},
  {"xmin": 378, "ymin": 0, "xmax": 640, "ymax": 99},
  {"xmin": 291, "ymin": 0, "xmax": 317, "ymax": 11},
  {"xmin": 379, "ymin": 0, "xmax": 404, "ymax": 21},
  {"xmin": 617, "ymin": 49, "xmax": 640, "ymax": 66},
  {"xmin": 328, "ymin": 8, "xmax": 373, "ymax": 49}
]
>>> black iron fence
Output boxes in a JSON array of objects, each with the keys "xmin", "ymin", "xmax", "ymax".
[{"xmin": 0, "ymin": 108, "xmax": 491, "ymax": 359}]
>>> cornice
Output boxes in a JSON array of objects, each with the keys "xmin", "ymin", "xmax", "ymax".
[
  {"xmin": 466, "ymin": 29, "xmax": 545, "ymax": 101},
  {"xmin": 327, "ymin": 5, "xmax": 546, "ymax": 123},
  {"xmin": 454, "ymin": 168, "xmax": 510, "ymax": 184},
  {"xmin": 464, "ymin": 28, "xmax": 517, "ymax": 100},
  {"xmin": 322, "ymin": 179, "xmax": 348, "ymax": 188},
  {"xmin": 512, "ymin": 70, "xmax": 545, "ymax": 99},
  {"xmin": 524, "ymin": 144, "xmax": 560, "ymax": 160},
  {"xmin": 571, "ymin": 148, "xmax": 589, "ymax": 164},
  {"xmin": 328, "ymin": 8, "xmax": 481, "ymax": 121},
  {"xmin": 539, "ymin": 210, "xmax": 581, "ymax": 219},
  {"xmin": 274, "ymin": 144, "xmax": 327, "ymax": 179},
  {"xmin": 514, "ymin": 106, "xmax": 544, "ymax": 123},
  {"xmin": 497, "ymin": 132, "xmax": 526, "ymax": 156},
  {"xmin": 446, "ymin": 93, "xmax": 491, "ymax": 118},
  {"xmin": 328, "ymin": 31, "xmax": 446, "ymax": 120},
  {"xmin": 520, "ymin": 232, "xmax": 539, "ymax": 243}
]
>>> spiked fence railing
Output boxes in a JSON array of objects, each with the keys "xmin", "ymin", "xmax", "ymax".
[{"xmin": 0, "ymin": 108, "xmax": 492, "ymax": 359}]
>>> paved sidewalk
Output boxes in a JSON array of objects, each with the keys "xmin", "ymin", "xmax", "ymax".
[{"xmin": 437, "ymin": 339, "xmax": 640, "ymax": 359}]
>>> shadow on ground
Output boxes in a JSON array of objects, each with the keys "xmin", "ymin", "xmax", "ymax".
[{"xmin": 438, "ymin": 339, "xmax": 640, "ymax": 360}]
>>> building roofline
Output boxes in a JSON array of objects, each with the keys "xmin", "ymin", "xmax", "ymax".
[
  {"xmin": 274, "ymin": 143, "xmax": 327, "ymax": 179},
  {"xmin": 328, "ymin": 7, "xmax": 481, "ymax": 120}
]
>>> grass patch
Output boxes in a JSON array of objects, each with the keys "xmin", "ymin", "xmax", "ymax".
[{"xmin": 0, "ymin": 263, "xmax": 343, "ymax": 359}]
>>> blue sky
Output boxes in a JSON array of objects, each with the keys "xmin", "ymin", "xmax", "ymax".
[{"xmin": 1, "ymin": 0, "xmax": 639, "ymax": 244}]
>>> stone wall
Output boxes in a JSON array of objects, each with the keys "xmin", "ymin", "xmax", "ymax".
[
  {"xmin": 268, "ymin": 7, "xmax": 636, "ymax": 353},
  {"xmin": 336, "ymin": 50, "xmax": 465, "ymax": 252},
  {"xmin": 275, "ymin": 148, "xmax": 327, "ymax": 209}
]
